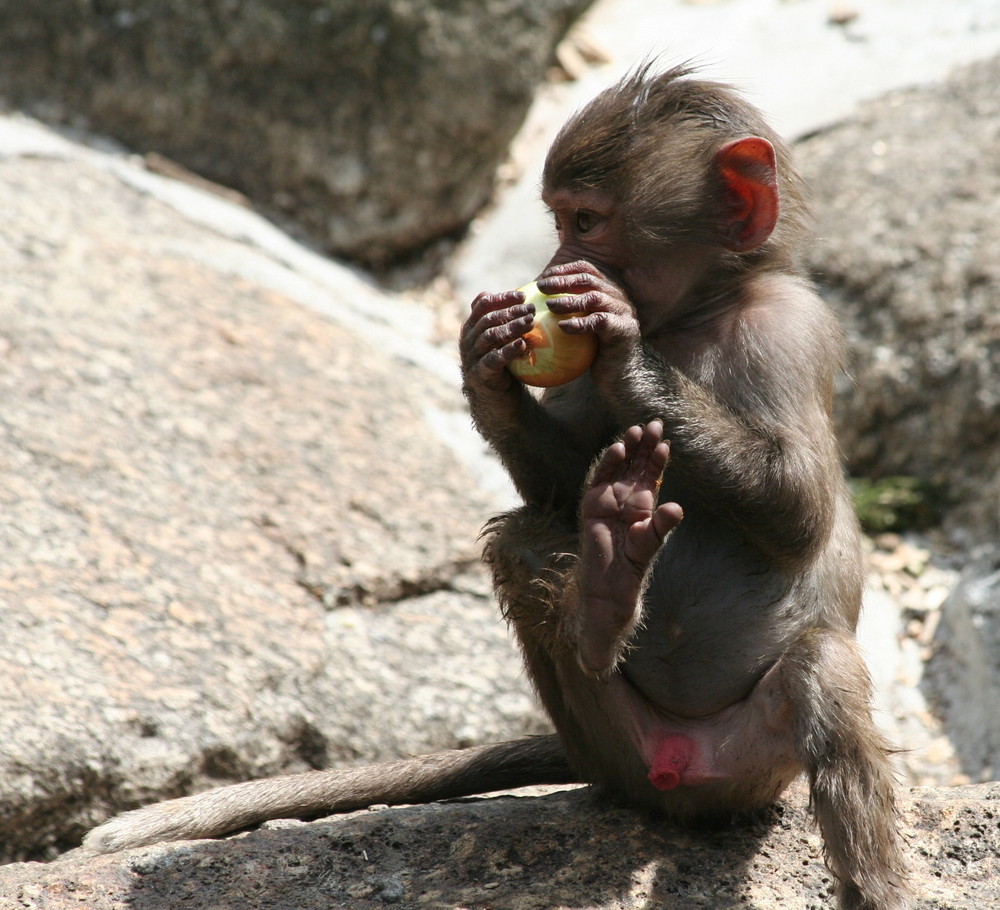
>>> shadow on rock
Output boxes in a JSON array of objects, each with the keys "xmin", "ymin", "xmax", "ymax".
[{"xmin": 99, "ymin": 789, "xmax": 792, "ymax": 910}]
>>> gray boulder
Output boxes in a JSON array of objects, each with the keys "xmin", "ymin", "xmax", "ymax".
[
  {"xmin": 0, "ymin": 118, "xmax": 543, "ymax": 862},
  {"xmin": 0, "ymin": 0, "xmax": 592, "ymax": 267},
  {"xmin": 798, "ymin": 54, "xmax": 1000, "ymax": 541},
  {"xmin": 923, "ymin": 551, "xmax": 1000, "ymax": 784}
]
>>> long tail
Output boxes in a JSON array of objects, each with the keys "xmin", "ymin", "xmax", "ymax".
[{"xmin": 84, "ymin": 734, "xmax": 575, "ymax": 854}]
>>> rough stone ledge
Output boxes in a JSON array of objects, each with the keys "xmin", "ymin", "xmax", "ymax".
[{"xmin": 1, "ymin": 782, "xmax": 995, "ymax": 909}]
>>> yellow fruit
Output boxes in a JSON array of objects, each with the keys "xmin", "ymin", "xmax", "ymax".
[{"xmin": 508, "ymin": 282, "xmax": 597, "ymax": 388}]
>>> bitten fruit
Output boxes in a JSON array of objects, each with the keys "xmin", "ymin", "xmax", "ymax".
[{"xmin": 507, "ymin": 281, "xmax": 597, "ymax": 387}]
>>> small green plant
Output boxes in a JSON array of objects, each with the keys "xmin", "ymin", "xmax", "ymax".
[{"xmin": 850, "ymin": 475, "xmax": 947, "ymax": 534}]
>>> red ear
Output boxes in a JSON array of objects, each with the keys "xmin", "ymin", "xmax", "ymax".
[{"xmin": 715, "ymin": 137, "xmax": 779, "ymax": 252}]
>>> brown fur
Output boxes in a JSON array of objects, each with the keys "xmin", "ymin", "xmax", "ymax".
[
  {"xmin": 86, "ymin": 67, "xmax": 909, "ymax": 910},
  {"xmin": 464, "ymin": 67, "xmax": 909, "ymax": 907},
  {"xmin": 544, "ymin": 63, "xmax": 810, "ymax": 272}
]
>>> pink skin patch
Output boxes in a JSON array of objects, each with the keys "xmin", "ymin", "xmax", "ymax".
[{"xmin": 648, "ymin": 734, "xmax": 695, "ymax": 791}]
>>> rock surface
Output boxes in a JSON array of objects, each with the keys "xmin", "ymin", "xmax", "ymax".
[
  {"xmin": 924, "ymin": 551, "xmax": 1000, "ymax": 784},
  {"xmin": 798, "ymin": 54, "xmax": 1000, "ymax": 541},
  {"xmin": 2, "ymin": 783, "xmax": 998, "ymax": 909},
  {"xmin": 0, "ymin": 122, "xmax": 543, "ymax": 862},
  {"xmin": 0, "ymin": 0, "xmax": 592, "ymax": 268},
  {"xmin": 860, "ymin": 534, "xmax": 962, "ymax": 788}
]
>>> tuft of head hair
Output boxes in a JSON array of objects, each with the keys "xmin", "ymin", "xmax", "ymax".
[{"xmin": 543, "ymin": 64, "xmax": 809, "ymax": 270}]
